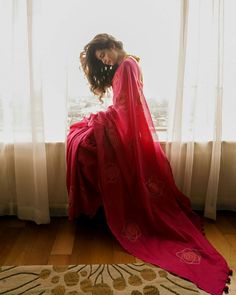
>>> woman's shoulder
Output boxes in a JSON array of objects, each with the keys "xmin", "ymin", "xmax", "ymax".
[
  {"xmin": 127, "ymin": 54, "xmax": 140, "ymax": 63},
  {"xmin": 113, "ymin": 55, "xmax": 143, "ymax": 86},
  {"xmin": 124, "ymin": 55, "xmax": 140, "ymax": 65},
  {"xmin": 122, "ymin": 55, "xmax": 141, "ymax": 71}
]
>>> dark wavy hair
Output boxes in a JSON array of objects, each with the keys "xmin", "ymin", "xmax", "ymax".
[{"xmin": 79, "ymin": 33, "xmax": 140, "ymax": 102}]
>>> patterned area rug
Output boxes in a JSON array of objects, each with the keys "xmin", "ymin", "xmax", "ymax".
[{"xmin": 0, "ymin": 262, "xmax": 210, "ymax": 295}]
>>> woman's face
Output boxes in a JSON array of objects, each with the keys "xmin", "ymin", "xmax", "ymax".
[{"xmin": 95, "ymin": 46, "xmax": 120, "ymax": 66}]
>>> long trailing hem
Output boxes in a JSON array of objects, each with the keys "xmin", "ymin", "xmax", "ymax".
[{"xmin": 66, "ymin": 56, "xmax": 233, "ymax": 295}]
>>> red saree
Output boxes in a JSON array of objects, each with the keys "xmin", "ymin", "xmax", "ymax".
[{"xmin": 66, "ymin": 56, "xmax": 232, "ymax": 295}]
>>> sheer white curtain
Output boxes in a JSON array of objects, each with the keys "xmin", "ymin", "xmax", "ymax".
[
  {"xmin": 0, "ymin": 0, "xmax": 49, "ymax": 224},
  {"xmin": 165, "ymin": 0, "xmax": 229, "ymax": 220},
  {"xmin": 0, "ymin": 0, "xmax": 68, "ymax": 224}
]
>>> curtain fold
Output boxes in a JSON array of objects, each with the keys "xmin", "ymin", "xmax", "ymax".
[
  {"xmin": 166, "ymin": 0, "xmax": 226, "ymax": 220},
  {"xmin": 166, "ymin": 0, "xmax": 190, "ymax": 191},
  {"xmin": 204, "ymin": 0, "xmax": 224, "ymax": 220},
  {"xmin": 0, "ymin": 0, "xmax": 50, "ymax": 224}
]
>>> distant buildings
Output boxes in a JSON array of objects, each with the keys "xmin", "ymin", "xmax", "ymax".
[{"xmin": 67, "ymin": 95, "xmax": 168, "ymax": 140}]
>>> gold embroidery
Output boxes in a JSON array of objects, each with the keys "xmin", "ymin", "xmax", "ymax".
[
  {"xmin": 117, "ymin": 93, "xmax": 126, "ymax": 106},
  {"xmin": 122, "ymin": 222, "xmax": 142, "ymax": 242},
  {"xmin": 145, "ymin": 176, "xmax": 166, "ymax": 198},
  {"xmin": 176, "ymin": 248, "xmax": 202, "ymax": 265}
]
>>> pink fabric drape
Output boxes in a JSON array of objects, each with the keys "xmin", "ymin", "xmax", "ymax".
[{"xmin": 66, "ymin": 57, "xmax": 232, "ymax": 295}]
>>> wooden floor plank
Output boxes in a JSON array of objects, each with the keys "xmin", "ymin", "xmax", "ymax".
[
  {"xmin": 48, "ymin": 254, "xmax": 71, "ymax": 265},
  {"xmin": 0, "ymin": 210, "xmax": 236, "ymax": 271},
  {"xmin": 69, "ymin": 213, "xmax": 115, "ymax": 264},
  {"xmin": 19, "ymin": 219, "xmax": 59, "ymax": 265},
  {"xmin": 0, "ymin": 216, "xmax": 26, "ymax": 229},
  {"xmin": 3, "ymin": 223, "xmax": 36, "ymax": 265},
  {"xmin": 204, "ymin": 220, "xmax": 232, "ymax": 263},
  {"xmin": 215, "ymin": 214, "xmax": 236, "ymax": 235},
  {"xmin": 0, "ymin": 228, "xmax": 22, "ymax": 265},
  {"xmin": 51, "ymin": 217, "xmax": 76, "ymax": 255},
  {"xmin": 223, "ymin": 234, "xmax": 236, "ymax": 267},
  {"xmin": 112, "ymin": 236, "xmax": 136, "ymax": 264}
]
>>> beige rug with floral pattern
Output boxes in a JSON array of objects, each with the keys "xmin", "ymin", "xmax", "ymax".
[{"xmin": 0, "ymin": 262, "xmax": 210, "ymax": 295}]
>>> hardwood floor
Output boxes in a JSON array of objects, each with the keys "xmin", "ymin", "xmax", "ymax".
[
  {"xmin": 0, "ymin": 207, "xmax": 136, "ymax": 266},
  {"xmin": 0, "ymin": 209, "xmax": 236, "ymax": 291}
]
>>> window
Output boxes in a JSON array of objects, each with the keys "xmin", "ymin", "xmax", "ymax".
[
  {"xmin": 1, "ymin": 0, "xmax": 236, "ymax": 143},
  {"xmin": 65, "ymin": 0, "xmax": 179, "ymax": 142}
]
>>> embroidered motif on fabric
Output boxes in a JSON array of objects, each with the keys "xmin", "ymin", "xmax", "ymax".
[
  {"xmin": 122, "ymin": 222, "xmax": 142, "ymax": 242},
  {"xmin": 117, "ymin": 93, "xmax": 126, "ymax": 106},
  {"xmin": 176, "ymin": 248, "xmax": 201, "ymax": 264},
  {"xmin": 104, "ymin": 163, "xmax": 120, "ymax": 183},
  {"xmin": 145, "ymin": 176, "xmax": 166, "ymax": 198}
]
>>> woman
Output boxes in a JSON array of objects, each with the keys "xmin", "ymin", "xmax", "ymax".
[{"xmin": 66, "ymin": 33, "xmax": 232, "ymax": 295}]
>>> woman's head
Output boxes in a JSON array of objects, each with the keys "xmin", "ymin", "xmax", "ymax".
[
  {"xmin": 94, "ymin": 42, "xmax": 126, "ymax": 66},
  {"xmin": 80, "ymin": 33, "xmax": 127, "ymax": 102}
]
